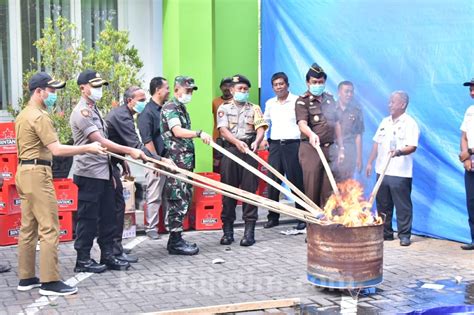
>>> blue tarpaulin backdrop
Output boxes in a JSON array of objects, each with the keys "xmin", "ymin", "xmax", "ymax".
[{"xmin": 261, "ymin": 0, "xmax": 474, "ymax": 243}]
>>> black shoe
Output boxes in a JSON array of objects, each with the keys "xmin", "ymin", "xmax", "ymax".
[
  {"xmin": 461, "ymin": 242, "xmax": 474, "ymax": 250},
  {"xmin": 100, "ymin": 256, "xmax": 131, "ymax": 271},
  {"xmin": 400, "ymin": 237, "xmax": 411, "ymax": 246},
  {"xmin": 74, "ymin": 259, "xmax": 107, "ymax": 273},
  {"xmin": 220, "ymin": 221, "xmax": 234, "ymax": 245},
  {"xmin": 240, "ymin": 221, "xmax": 256, "ymax": 247},
  {"xmin": 295, "ymin": 221, "xmax": 306, "ymax": 230},
  {"xmin": 115, "ymin": 252, "xmax": 138, "ymax": 263},
  {"xmin": 0, "ymin": 264, "xmax": 11, "ymax": 273},
  {"xmin": 167, "ymin": 232, "xmax": 199, "ymax": 255},
  {"xmin": 123, "ymin": 248, "xmax": 132, "ymax": 254},
  {"xmin": 39, "ymin": 281, "xmax": 78, "ymax": 296},
  {"xmin": 17, "ymin": 277, "xmax": 41, "ymax": 291},
  {"xmin": 263, "ymin": 219, "xmax": 279, "ymax": 229},
  {"xmin": 384, "ymin": 234, "xmax": 395, "ymax": 241}
]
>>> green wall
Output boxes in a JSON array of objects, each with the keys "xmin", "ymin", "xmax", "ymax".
[{"xmin": 163, "ymin": 0, "xmax": 259, "ymax": 172}]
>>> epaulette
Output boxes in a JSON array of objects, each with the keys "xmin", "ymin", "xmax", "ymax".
[{"xmin": 299, "ymin": 92, "xmax": 311, "ymax": 99}]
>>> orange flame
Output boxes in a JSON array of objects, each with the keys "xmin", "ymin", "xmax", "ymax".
[{"xmin": 322, "ymin": 179, "xmax": 383, "ymax": 227}]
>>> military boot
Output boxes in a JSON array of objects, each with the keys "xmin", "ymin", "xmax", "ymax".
[
  {"xmin": 240, "ymin": 221, "xmax": 256, "ymax": 246},
  {"xmin": 167, "ymin": 232, "xmax": 199, "ymax": 255},
  {"xmin": 220, "ymin": 221, "xmax": 234, "ymax": 245}
]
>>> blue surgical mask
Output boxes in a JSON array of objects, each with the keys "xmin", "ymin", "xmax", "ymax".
[
  {"xmin": 309, "ymin": 84, "xmax": 325, "ymax": 96},
  {"xmin": 234, "ymin": 92, "xmax": 249, "ymax": 103},
  {"xmin": 178, "ymin": 93, "xmax": 192, "ymax": 104},
  {"xmin": 133, "ymin": 101, "xmax": 146, "ymax": 114},
  {"xmin": 44, "ymin": 92, "xmax": 57, "ymax": 109}
]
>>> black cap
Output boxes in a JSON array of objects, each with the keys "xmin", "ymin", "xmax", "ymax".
[
  {"xmin": 28, "ymin": 72, "xmax": 66, "ymax": 91},
  {"xmin": 231, "ymin": 74, "xmax": 251, "ymax": 88},
  {"xmin": 306, "ymin": 63, "xmax": 327, "ymax": 80},
  {"xmin": 175, "ymin": 76, "xmax": 198, "ymax": 90},
  {"xmin": 463, "ymin": 78, "xmax": 474, "ymax": 87},
  {"xmin": 77, "ymin": 69, "xmax": 109, "ymax": 87},
  {"xmin": 220, "ymin": 77, "xmax": 232, "ymax": 87}
]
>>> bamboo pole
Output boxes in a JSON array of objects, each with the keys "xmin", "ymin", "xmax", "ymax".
[
  {"xmin": 208, "ymin": 140, "xmax": 322, "ymax": 216},
  {"xmin": 311, "ymin": 143, "xmax": 340, "ymax": 197},
  {"xmin": 367, "ymin": 153, "xmax": 393, "ymax": 209},
  {"xmin": 246, "ymin": 149, "xmax": 319, "ymax": 210}
]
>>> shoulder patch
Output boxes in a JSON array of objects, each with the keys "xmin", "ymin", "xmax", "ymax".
[{"xmin": 81, "ymin": 109, "xmax": 91, "ymax": 117}]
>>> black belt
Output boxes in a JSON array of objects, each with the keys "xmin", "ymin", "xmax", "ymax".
[
  {"xmin": 19, "ymin": 159, "xmax": 52, "ymax": 167},
  {"xmin": 269, "ymin": 139, "xmax": 300, "ymax": 145},
  {"xmin": 223, "ymin": 138, "xmax": 255, "ymax": 148},
  {"xmin": 300, "ymin": 139, "xmax": 333, "ymax": 147}
]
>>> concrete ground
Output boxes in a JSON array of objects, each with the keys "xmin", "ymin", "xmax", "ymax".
[{"xmin": 0, "ymin": 219, "xmax": 473, "ymax": 314}]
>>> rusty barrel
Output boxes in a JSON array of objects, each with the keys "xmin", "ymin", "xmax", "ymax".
[{"xmin": 307, "ymin": 222, "xmax": 384, "ymax": 289}]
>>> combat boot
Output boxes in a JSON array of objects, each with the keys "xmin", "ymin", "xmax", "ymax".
[
  {"xmin": 240, "ymin": 221, "xmax": 256, "ymax": 246},
  {"xmin": 100, "ymin": 254, "xmax": 131, "ymax": 271},
  {"xmin": 167, "ymin": 232, "xmax": 199, "ymax": 255},
  {"xmin": 220, "ymin": 221, "xmax": 234, "ymax": 245}
]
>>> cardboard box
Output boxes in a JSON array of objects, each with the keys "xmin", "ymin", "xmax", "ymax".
[
  {"xmin": 122, "ymin": 177, "xmax": 136, "ymax": 211},
  {"xmin": 123, "ymin": 211, "xmax": 136, "ymax": 239},
  {"xmin": 0, "ymin": 122, "xmax": 17, "ymax": 154}
]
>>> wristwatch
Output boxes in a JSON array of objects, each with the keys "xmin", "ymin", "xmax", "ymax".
[
  {"xmin": 196, "ymin": 130, "xmax": 202, "ymax": 138},
  {"xmin": 468, "ymin": 148, "xmax": 473, "ymax": 155}
]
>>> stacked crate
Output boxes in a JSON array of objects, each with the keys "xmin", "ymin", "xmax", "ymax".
[
  {"xmin": 0, "ymin": 122, "xmax": 78, "ymax": 246},
  {"xmin": 189, "ymin": 172, "xmax": 223, "ymax": 230},
  {"xmin": 256, "ymin": 150, "xmax": 269, "ymax": 198}
]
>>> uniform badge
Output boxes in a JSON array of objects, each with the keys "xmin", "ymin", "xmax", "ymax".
[
  {"xmin": 81, "ymin": 109, "xmax": 90, "ymax": 117},
  {"xmin": 218, "ymin": 111, "xmax": 224, "ymax": 117},
  {"xmin": 314, "ymin": 115, "xmax": 320, "ymax": 122},
  {"xmin": 327, "ymin": 100, "xmax": 330, "ymax": 104},
  {"xmin": 297, "ymin": 101, "xmax": 306, "ymax": 106}
]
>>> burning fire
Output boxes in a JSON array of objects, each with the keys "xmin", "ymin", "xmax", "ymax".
[{"xmin": 321, "ymin": 179, "xmax": 383, "ymax": 227}]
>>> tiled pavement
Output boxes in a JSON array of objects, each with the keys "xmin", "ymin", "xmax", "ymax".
[{"xmin": 0, "ymin": 223, "xmax": 473, "ymax": 314}]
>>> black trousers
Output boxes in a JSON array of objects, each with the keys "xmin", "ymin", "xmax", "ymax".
[
  {"xmin": 464, "ymin": 171, "xmax": 474, "ymax": 242},
  {"xmin": 73, "ymin": 175, "xmax": 116, "ymax": 260},
  {"xmin": 220, "ymin": 146, "xmax": 259, "ymax": 223},
  {"xmin": 112, "ymin": 165, "xmax": 125, "ymax": 255},
  {"xmin": 267, "ymin": 140, "xmax": 305, "ymax": 221},
  {"xmin": 375, "ymin": 174, "xmax": 413, "ymax": 239}
]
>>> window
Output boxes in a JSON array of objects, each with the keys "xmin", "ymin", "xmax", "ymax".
[
  {"xmin": 81, "ymin": 0, "xmax": 118, "ymax": 48},
  {"xmin": 21, "ymin": 0, "xmax": 71, "ymax": 72},
  {"xmin": 0, "ymin": 1, "xmax": 10, "ymax": 109}
]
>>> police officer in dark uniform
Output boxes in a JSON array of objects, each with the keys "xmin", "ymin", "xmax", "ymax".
[
  {"xmin": 216, "ymin": 75, "xmax": 268, "ymax": 246},
  {"xmin": 70, "ymin": 70, "xmax": 147, "ymax": 273},
  {"xmin": 295, "ymin": 63, "xmax": 344, "ymax": 206}
]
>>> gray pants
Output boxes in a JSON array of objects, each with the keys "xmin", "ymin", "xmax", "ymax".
[{"xmin": 144, "ymin": 162, "xmax": 166, "ymax": 232}]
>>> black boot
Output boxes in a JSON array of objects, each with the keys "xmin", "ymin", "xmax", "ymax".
[
  {"xmin": 167, "ymin": 232, "xmax": 199, "ymax": 255},
  {"xmin": 74, "ymin": 259, "xmax": 107, "ymax": 273},
  {"xmin": 220, "ymin": 221, "xmax": 234, "ymax": 245},
  {"xmin": 100, "ymin": 255, "xmax": 131, "ymax": 271},
  {"xmin": 240, "ymin": 221, "xmax": 256, "ymax": 247}
]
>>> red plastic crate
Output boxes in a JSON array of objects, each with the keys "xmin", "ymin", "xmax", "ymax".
[
  {"xmin": 152, "ymin": 206, "xmax": 190, "ymax": 233},
  {"xmin": 58, "ymin": 211, "xmax": 74, "ymax": 242},
  {"xmin": 0, "ymin": 122, "xmax": 17, "ymax": 154},
  {"xmin": 53, "ymin": 179, "xmax": 78, "ymax": 211},
  {"xmin": 0, "ymin": 153, "xmax": 18, "ymax": 180},
  {"xmin": 0, "ymin": 213, "xmax": 21, "ymax": 245},
  {"xmin": 189, "ymin": 200, "xmax": 222, "ymax": 230},
  {"xmin": 0, "ymin": 179, "xmax": 21, "ymax": 215},
  {"xmin": 193, "ymin": 172, "xmax": 221, "ymax": 202}
]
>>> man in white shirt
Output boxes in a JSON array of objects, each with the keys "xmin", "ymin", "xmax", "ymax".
[
  {"xmin": 262, "ymin": 72, "xmax": 306, "ymax": 229},
  {"xmin": 458, "ymin": 78, "xmax": 474, "ymax": 250},
  {"xmin": 366, "ymin": 91, "xmax": 420, "ymax": 246}
]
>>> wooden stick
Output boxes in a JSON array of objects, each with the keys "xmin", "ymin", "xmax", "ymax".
[
  {"xmin": 209, "ymin": 140, "xmax": 322, "ymax": 216},
  {"xmin": 246, "ymin": 149, "xmax": 320, "ymax": 210},
  {"xmin": 109, "ymin": 153, "xmax": 323, "ymax": 224},
  {"xmin": 147, "ymin": 298, "xmax": 300, "ymax": 315},
  {"xmin": 367, "ymin": 153, "xmax": 393, "ymax": 209},
  {"xmin": 311, "ymin": 143, "xmax": 340, "ymax": 197}
]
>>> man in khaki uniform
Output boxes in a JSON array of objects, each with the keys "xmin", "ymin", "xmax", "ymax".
[
  {"xmin": 216, "ymin": 74, "xmax": 268, "ymax": 247},
  {"xmin": 15, "ymin": 72, "xmax": 105, "ymax": 296}
]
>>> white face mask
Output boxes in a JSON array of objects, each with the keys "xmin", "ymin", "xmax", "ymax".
[
  {"xmin": 89, "ymin": 87, "xmax": 103, "ymax": 102},
  {"xmin": 178, "ymin": 93, "xmax": 192, "ymax": 104}
]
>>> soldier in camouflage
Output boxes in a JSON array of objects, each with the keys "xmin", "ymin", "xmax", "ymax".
[{"xmin": 160, "ymin": 76, "xmax": 211, "ymax": 255}]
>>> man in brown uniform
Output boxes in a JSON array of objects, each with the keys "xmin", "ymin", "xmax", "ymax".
[
  {"xmin": 216, "ymin": 74, "xmax": 268, "ymax": 246},
  {"xmin": 295, "ymin": 64, "xmax": 344, "ymax": 206},
  {"xmin": 15, "ymin": 72, "xmax": 105, "ymax": 296}
]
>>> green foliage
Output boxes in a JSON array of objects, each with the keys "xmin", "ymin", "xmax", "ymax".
[{"xmin": 10, "ymin": 17, "xmax": 143, "ymax": 143}]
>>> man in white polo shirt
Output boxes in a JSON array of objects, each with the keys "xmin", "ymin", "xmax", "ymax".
[
  {"xmin": 458, "ymin": 78, "xmax": 474, "ymax": 250},
  {"xmin": 262, "ymin": 72, "xmax": 306, "ymax": 230},
  {"xmin": 366, "ymin": 90, "xmax": 420, "ymax": 246}
]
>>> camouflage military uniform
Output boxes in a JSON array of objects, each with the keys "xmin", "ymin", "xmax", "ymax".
[{"xmin": 160, "ymin": 97, "xmax": 194, "ymax": 232}]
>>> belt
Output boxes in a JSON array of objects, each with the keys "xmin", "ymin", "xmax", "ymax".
[
  {"xmin": 269, "ymin": 139, "xmax": 300, "ymax": 145},
  {"xmin": 300, "ymin": 139, "xmax": 333, "ymax": 147},
  {"xmin": 19, "ymin": 159, "xmax": 52, "ymax": 166},
  {"xmin": 223, "ymin": 138, "xmax": 255, "ymax": 148}
]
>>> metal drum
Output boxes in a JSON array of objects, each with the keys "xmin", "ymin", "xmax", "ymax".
[{"xmin": 307, "ymin": 222, "xmax": 384, "ymax": 289}]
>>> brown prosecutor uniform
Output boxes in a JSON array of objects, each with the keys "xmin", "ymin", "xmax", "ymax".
[
  {"xmin": 15, "ymin": 99, "xmax": 60, "ymax": 282},
  {"xmin": 217, "ymin": 100, "xmax": 268, "ymax": 222},
  {"xmin": 295, "ymin": 91, "xmax": 339, "ymax": 207}
]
